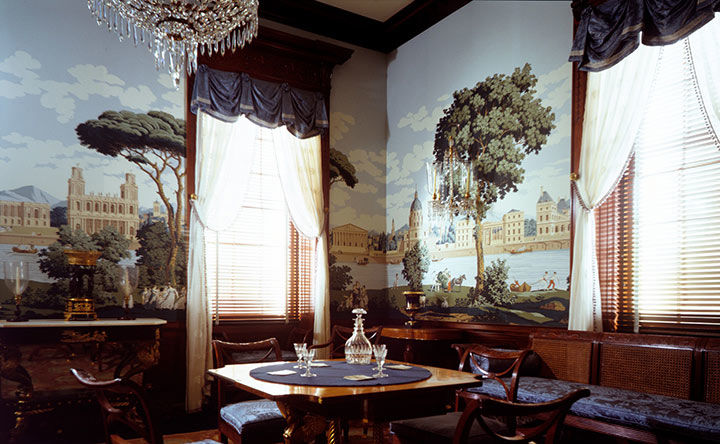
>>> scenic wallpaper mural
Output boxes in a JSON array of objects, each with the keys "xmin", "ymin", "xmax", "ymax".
[
  {"xmin": 0, "ymin": 0, "xmax": 186, "ymax": 320},
  {"xmin": 328, "ymin": 1, "xmax": 572, "ymax": 327}
]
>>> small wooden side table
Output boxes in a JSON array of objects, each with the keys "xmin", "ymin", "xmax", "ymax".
[{"xmin": 381, "ymin": 327, "xmax": 462, "ymax": 363}]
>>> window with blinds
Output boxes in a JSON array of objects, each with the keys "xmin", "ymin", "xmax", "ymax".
[
  {"xmin": 596, "ymin": 39, "xmax": 720, "ymax": 333},
  {"xmin": 205, "ymin": 129, "xmax": 315, "ymax": 322}
]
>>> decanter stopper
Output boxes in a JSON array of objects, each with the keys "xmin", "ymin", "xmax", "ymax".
[{"xmin": 345, "ymin": 308, "xmax": 372, "ymax": 364}]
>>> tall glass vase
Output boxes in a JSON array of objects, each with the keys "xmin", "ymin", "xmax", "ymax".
[{"xmin": 4, "ymin": 261, "xmax": 29, "ymax": 322}]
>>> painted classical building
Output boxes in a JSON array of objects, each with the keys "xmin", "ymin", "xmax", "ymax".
[
  {"xmin": 66, "ymin": 167, "xmax": 140, "ymax": 238},
  {"xmin": 0, "ymin": 201, "xmax": 50, "ymax": 228},
  {"xmin": 330, "ymin": 223, "xmax": 369, "ymax": 255}
]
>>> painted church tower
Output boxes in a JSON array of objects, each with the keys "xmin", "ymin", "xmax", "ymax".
[{"xmin": 408, "ymin": 190, "xmax": 423, "ymax": 248}]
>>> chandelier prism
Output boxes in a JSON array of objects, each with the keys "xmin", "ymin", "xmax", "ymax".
[{"xmin": 88, "ymin": 0, "xmax": 259, "ymax": 88}]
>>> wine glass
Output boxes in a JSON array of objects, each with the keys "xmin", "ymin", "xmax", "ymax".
[
  {"xmin": 4, "ymin": 261, "xmax": 29, "ymax": 322},
  {"xmin": 301, "ymin": 348, "xmax": 317, "ymax": 377},
  {"xmin": 293, "ymin": 343, "xmax": 307, "ymax": 369},
  {"xmin": 373, "ymin": 344, "xmax": 388, "ymax": 378},
  {"xmin": 118, "ymin": 265, "xmax": 138, "ymax": 320}
]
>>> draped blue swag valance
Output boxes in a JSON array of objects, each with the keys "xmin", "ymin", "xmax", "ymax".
[
  {"xmin": 191, "ymin": 64, "xmax": 328, "ymax": 138},
  {"xmin": 570, "ymin": 0, "xmax": 720, "ymax": 72}
]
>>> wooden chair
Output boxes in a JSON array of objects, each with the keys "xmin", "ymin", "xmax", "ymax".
[
  {"xmin": 390, "ymin": 388, "xmax": 590, "ymax": 444},
  {"xmin": 211, "ymin": 338, "xmax": 287, "ymax": 444},
  {"xmin": 309, "ymin": 324, "xmax": 383, "ymax": 358},
  {"xmin": 453, "ymin": 344, "xmax": 532, "ymax": 408},
  {"xmin": 70, "ymin": 368, "xmax": 219, "ymax": 444}
]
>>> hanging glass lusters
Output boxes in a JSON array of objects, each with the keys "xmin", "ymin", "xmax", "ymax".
[{"xmin": 87, "ymin": 0, "xmax": 259, "ymax": 88}]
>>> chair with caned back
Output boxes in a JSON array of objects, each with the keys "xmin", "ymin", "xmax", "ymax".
[
  {"xmin": 211, "ymin": 338, "xmax": 287, "ymax": 444},
  {"xmin": 71, "ymin": 368, "xmax": 219, "ymax": 444}
]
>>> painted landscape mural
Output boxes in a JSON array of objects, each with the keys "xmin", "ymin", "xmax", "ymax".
[
  {"xmin": 0, "ymin": 0, "xmax": 186, "ymax": 320},
  {"xmin": 329, "ymin": 1, "xmax": 572, "ymax": 327}
]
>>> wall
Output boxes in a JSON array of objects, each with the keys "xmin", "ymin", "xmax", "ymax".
[
  {"xmin": 0, "ymin": 0, "xmax": 188, "ymax": 321},
  {"xmin": 381, "ymin": 1, "xmax": 573, "ymax": 326}
]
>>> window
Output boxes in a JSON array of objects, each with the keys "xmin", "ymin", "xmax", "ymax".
[
  {"xmin": 597, "ymin": 38, "xmax": 720, "ymax": 333},
  {"xmin": 205, "ymin": 129, "xmax": 315, "ymax": 322}
]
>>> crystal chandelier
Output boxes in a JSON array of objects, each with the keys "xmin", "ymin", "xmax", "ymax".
[
  {"xmin": 427, "ymin": 138, "xmax": 476, "ymax": 223},
  {"xmin": 88, "ymin": 0, "xmax": 259, "ymax": 88}
]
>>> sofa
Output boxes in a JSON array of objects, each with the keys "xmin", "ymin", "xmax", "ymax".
[{"xmin": 456, "ymin": 331, "xmax": 720, "ymax": 443}]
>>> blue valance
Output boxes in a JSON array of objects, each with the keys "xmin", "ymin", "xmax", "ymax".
[
  {"xmin": 191, "ymin": 64, "xmax": 328, "ymax": 139},
  {"xmin": 569, "ymin": 0, "xmax": 720, "ymax": 72}
]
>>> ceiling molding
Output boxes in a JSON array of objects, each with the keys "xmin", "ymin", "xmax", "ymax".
[{"xmin": 258, "ymin": 0, "xmax": 472, "ymax": 53}]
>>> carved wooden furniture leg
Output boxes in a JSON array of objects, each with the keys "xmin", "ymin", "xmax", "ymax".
[
  {"xmin": 327, "ymin": 418, "xmax": 343, "ymax": 444},
  {"xmin": 403, "ymin": 343, "xmax": 414, "ymax": 363},
  {"xmin": 0, "ymin": 341, "xmax": 33, "ymax": 443},
  {"xmin": 114, "ymin": 328, "xmax": 161, "ymax": 379},
  {"xmin": 276, "ymin": 402, "xmax": 328, "ymax": 444}
]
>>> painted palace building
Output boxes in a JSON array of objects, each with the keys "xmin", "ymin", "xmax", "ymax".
[{"xmin": 67, "ymin": 167, "xmax": 140, "ymax": 238}]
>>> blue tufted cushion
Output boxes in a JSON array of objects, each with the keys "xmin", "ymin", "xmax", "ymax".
[
  {"xmin": 467, "ymin": 377, "xmax": 720, "ymax": 440},
  {"xmin": 220, "ymin": 399, "xmax": 286, "ymax": 441}
]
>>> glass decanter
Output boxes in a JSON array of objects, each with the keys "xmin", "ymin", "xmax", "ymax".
[{"xmin": 345, "ymin": 308, "xmax": 373, "ymax": 364}]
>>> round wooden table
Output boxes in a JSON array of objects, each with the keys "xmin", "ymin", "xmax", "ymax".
[{"xmin": 381, "ymin": 327, "xmax": 462, "ymax": 363}]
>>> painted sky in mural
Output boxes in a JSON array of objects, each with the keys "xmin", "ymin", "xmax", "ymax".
[
  {"xmin": 329, "ymin": 1, "xmax": 571, "ymax": 238},
  {"xmin": 0, "ymin": 0, "xmax": 183, "ymax": 213}
]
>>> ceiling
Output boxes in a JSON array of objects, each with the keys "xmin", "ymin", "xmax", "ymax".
[
  {"xmin": 315, "ymin": 0, "xmax": 414, "ymax": 22},
  {"xmin": 258, "ymin": 0, "xmax": 472, "ymax": 53}
]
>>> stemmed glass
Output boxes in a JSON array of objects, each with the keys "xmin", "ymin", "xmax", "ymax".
[
  {"xmin": 301, "ymin": 348, "xmax": 317, "ymax": 377},
  {"xmin": 118, "ymin": 265, "xmax": 138, "ymax": 320},
  {"xmin": 4, "ymin": 261, "xmax": 29, "ymax": 322},
  {"xmin": 373, "ymin": 344, "xmax": 388, "ymax": 378},
  {"xmin": 293, "ymin": 343, "xmax": 307, "ymax": 369}
]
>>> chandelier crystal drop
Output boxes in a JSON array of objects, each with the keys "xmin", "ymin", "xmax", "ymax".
[
  {"xmin": 88, "ymin": 0, "xmax": 259, "ymax": 88},
  {"xmin": 427, "ymin": 139, "xmax": 477, "ymax": 225}
]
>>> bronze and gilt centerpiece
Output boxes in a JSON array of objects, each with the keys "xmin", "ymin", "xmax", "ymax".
[{"xmin": 63, "ymin": 249, "xmax": 102, "ymax": 321}]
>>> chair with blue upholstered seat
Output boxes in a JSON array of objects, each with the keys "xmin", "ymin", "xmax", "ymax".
[
  {"xmin": 212, "ymin": 338, "xmax": 287, "ymax": 444},
  {"xmin": 390, "ymin": 388, "xmax": 590, "ymax": 444},
  {"xmin": 70, "ymin": 368, "xmax": 220, "ymax": 444}
]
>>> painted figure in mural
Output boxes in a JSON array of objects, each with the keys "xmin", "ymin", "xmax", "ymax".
[
  {"xmin": 433, "ymin": 64, "xmax": 555, "ymax": 292},
  {"xmin": 394, "ymin": 273, "xmax": 399, "ymax": 288},
  {"xmin": 548, "ymin": 272, "xmax": 558, "ymax": 290},
  {"xmin": 435, "ymin": 268, "xmax": 451, "ymax": 292}
]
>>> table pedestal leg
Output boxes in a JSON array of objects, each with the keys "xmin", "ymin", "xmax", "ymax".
[{"xmin": 277, "ymin": 402, "xmax": 327, "ymax": 444}]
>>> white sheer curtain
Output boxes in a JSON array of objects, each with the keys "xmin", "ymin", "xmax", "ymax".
[
  {"xmin": 690, "ymin": 17, "xmax": 720, "ymax": 144},
  {"xmin": 569, "ymin": 45, "xmax": 661, "ymax": 332},
  {"xmin": 271, "ymin": 129, "xmax": 330, "ymax": 358},
  {"xmin": 186, "ymin": 112, "xmax": 259, "ymax": 412}
]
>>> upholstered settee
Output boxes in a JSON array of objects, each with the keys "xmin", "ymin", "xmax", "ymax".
[{"xmin": 455, "ymin": 331, "xmax": 720, "ymax": 443}]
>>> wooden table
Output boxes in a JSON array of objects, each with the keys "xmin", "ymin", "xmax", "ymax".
[
  {"xmin": 381, "ymin": 327, "xmax": 463, "ymax": 363},
  {"xmin": 208, "ymin": 360, "xmax": 482, "ymax": 444}
]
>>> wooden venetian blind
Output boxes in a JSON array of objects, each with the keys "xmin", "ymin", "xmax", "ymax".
[
  {"xmin": 596, "ymin": 39, "xmax": 720, "ymax": 333},
  {"xmin": 596, "ymin": 158, "xmax": 635, "ymax": 332},
  {"xmin": 206, "ymin": 129, "xmax": 315, "ymax": 322}
]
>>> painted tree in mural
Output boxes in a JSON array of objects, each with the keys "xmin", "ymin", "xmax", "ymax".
[
  {"xmin": 38, "ymin": 225, "xmax": 131, "ymax": 304},
  {"xmin": 329, "ymin": 147, "xmax": 358, "ymax": 188},
  {"xmin": 75, "ymin": 110, "xmax": 186, "ymax": 288},
  {"xmin": 434, "ymin": 63, "xmax": 555, "ymax": 292}
]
